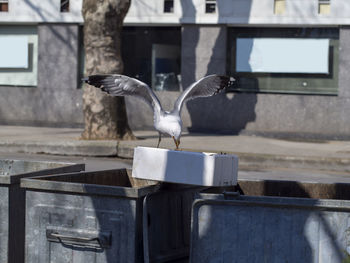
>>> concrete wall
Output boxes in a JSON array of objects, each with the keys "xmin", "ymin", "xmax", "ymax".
[
  {"xmin": 0, "ymin": 0, "xmax": 83, "ymax": 23},
  {"xmin": 1, "ymin": 23, "xmax": 349, "ymax": 139},
  {"xmin": 242, "ymin": 26, "xmax": 350, "ymax": 139},
  {"xmin": 0, "ymin": 0, "xmax": 349, "ymax": 139},
  {"xmin": 0, "ymin": 24, "xmax": 83, "ymax": 127},
  {"xmin": 126, "ymin": 0, "xmax": 350, "ymax": 26},
  {"xmin": 1, "ymin": 0, "xmax": 350, "ymax": 26},
  {"xmin": 126, "ymin": 25, "xmax": 350, "ymax": 140}
]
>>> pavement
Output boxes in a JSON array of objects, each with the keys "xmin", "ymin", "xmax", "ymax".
[{"xmin": 1, "ymin": 125, "xmax": 350, "ymax": 182}]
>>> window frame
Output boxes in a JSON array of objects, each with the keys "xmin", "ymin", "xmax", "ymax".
[
  {"xmin": 205, "ymin": 0, "xmax": 216, "ymax": 14},
  {"xmin": 0, "ymin": 26, "xmax": 38, "ymax": 87},
  {"xmin": 226, "ymin": 27, "xmax": 339, "ymax": 96},
  {"xmin": 0, "ymin": 0, "xmax": 8, "ymax": 12},
  {"xmin": 163, "ymin": 0, "xmax": 174, "ymax": 13},
  {"xmin": 60, "ymin": 0, "xmax": 69, "ymax": 13},
  {"xmin": 318, "ymin": 0, "xmax": 331, "ymax": 15}
]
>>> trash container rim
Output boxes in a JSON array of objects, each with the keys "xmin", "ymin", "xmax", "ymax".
[
  {"xmin": 0, "ymin": 160, "xmax": 85, "ymax": 184},
  {"xmin": 20, "ymin": 169, "xmax": 160, "ymax": 198},
  {"xmin": 194, "ymin": 193, "xmax": 350, "ymax": 212}
]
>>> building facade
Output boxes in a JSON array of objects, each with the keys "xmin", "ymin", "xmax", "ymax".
[{"xmin": 0, "ymin": 0, "xmax": 350, "ymax": 139}]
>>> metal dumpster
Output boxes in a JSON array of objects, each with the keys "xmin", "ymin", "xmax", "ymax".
[
  {"xmin": 21, "ymin": 169, "xmax": 201, "ymax": 263},
  {"xmin": 0, "ymin": 159, "xmax": 84, "ymax": 263},
  {"xmin": 190, "ymin": 179, "xmax": 350, "ymax": 263}
]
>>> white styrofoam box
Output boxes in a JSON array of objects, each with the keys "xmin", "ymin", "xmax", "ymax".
[{"xmin": 132, "ymin": 147, "xmax": 238, "ymax": 186}]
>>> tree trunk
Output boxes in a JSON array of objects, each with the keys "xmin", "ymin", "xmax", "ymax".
[{"xmin": 81, "ymin": 0, "xmax": 135, "ymax": 140}]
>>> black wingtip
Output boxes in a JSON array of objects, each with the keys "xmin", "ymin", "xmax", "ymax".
[
  {"xmin": 81, "ymin": 77, "xmax": 89, "ymax": 83},
  {"xmin": 219, "ymin": 75, "xmax": 235, "ymax": 87},
  {"xmin": 228, "ymin": 76, "xmax": 235, "ymax": 86}
]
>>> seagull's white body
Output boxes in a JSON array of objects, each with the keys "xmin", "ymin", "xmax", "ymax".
[
  {"xmin": 154, "ymin": 111, "xmax": 182, "ymax": 140},
  {"xmin": 84, "ymin": 74, "xmax": 234, "ymax": 148}
]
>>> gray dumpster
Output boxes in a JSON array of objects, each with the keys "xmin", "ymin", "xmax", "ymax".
[
  {"xmin": 0, "ymin": 159, "xmax": 84, "ymax": 263},
  {"xmin": 190, "ymin": 179, "xmax": 350, "ymax": 263},
  {"xmin": 21, "ymin": 169, "xmax": 201, "ymax": 263}
]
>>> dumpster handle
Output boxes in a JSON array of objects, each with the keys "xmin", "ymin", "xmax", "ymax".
[
  {"xmin": 46, "ymin": 230, "xmax": 111, "ymax": 249},
  {"xmin": 50, "ymin": 232, "xmax": 99, "ymax": 242}
]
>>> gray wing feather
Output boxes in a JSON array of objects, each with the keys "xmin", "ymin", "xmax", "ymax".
[
  {"xmin": 173, "ymin": 74, "xmax": 234, "ymax": 113},
  {"xmin": 84, "ymin": 74, "xmax": 162, "ymax": 112}
]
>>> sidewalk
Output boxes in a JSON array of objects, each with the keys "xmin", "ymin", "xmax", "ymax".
[{"xmin": 1, "ymin": 125, "xmax": 350, "ymax": 173}]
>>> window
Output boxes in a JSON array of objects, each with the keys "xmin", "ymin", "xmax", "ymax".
[
  {"xmin": 236, "ymin": 39, "xmax": 329, "ymax": 74},
  {"xmin": 274, "ymin": 0, "xmax": 285, "ymax": 15},
  {"xmin": 0, "ymin": 0, "xmax": 8, "ymax": 12},
  {"xmin": 122, "ymin": 27, "xmax": 181, "ymax": 91},
  {"xmin": 0, "ymin": 36, "xmax": 28, "ymax": 68},
  {"xmin": 152, "ymin": 44, "xmax": 180, "ymax": 91},
  {"xmin": 227, "ymin": 28, "xmax": 339, "ymax": 95},
  {"xmin": 205, "ymin": 0, "xmax": 216, "ymax": 14},
  {"xmin": 319, "ymin": 0, "xmax": 330, "ymax": 15},
  {"xmin": 0, "ymin": 26, "xmax": 38, "ymax": 86},
  {"xmin": 60, "ymin": 0, "xmax": 69, "ymax": 13},
  {"xmin": 164, "ymin": 0, "xmax": 174, "ymax": 13}
]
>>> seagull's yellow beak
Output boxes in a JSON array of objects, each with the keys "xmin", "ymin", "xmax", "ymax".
[{"xmin": 172, "ymin": 136, "xmax": 180, "ymax": 150}]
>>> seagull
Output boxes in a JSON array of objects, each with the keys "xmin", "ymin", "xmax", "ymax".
[{"xmin": 83, "ymin": 74, "xmax": 234, "ymax": 149}]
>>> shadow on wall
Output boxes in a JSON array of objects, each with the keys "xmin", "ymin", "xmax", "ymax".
[
  {"xmin": 180, "ymin": 0, "xmax": 258, "ymax": 135},
  {"xmin": 24, "ymin": 0, "xmax": 77, "ymax": 53}
]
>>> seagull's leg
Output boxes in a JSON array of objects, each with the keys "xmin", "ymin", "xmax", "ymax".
[
  {"xmin": 172, "ymin": 136, "xmax": 180, "ymax": 150},
  {"xmin": 176, "ymin": 139, "xmax": 180, "ymax": 150},
  {"xmin": 172, "ymin": 136, "xmax": 177, "ymax": 150},
  {"xmin": 156, "ymin": 132, "xmax": 162, "ymax": 148}
]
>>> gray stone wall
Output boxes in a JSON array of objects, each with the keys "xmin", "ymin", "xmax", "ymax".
[
  {"xmin": 127, "ymin": 25, "xmax": 350, "ymax": 140},
  {"xmin": 244, "ymin": 26, "xmax": 350, "ymax": 139},
  {"xmin": 1, "ymin": 23, "xmax": 350, "ymax": 140},
  {"xmin": 0, "ymin": 24, "xmax": 83, "ymax": 127}
]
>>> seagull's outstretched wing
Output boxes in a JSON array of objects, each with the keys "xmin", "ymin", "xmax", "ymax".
[
  {"xmin": 84, "ymin": 74, "xmax": 162, "ymax": 112},
  {"xmin": 173, "ymin": 75, "xmax": 234, "ymax": 113}
]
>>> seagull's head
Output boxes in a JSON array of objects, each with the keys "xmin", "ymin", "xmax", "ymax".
[
  {"xmin": 168, "ymin": 124, "xmax": 181, "ymax": 150},
  {"xmin": 158, "ymin": 113, "xmax": 182, "ymax": 149}
]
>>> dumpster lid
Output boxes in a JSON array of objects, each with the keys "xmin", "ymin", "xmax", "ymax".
[
  {"xmin": 0, "ymin": 159, "xmax": 84, "ymax": 184},
  {"xmin": 21, "ymin": 169, "xmax": 160, "ymax": 198}
]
